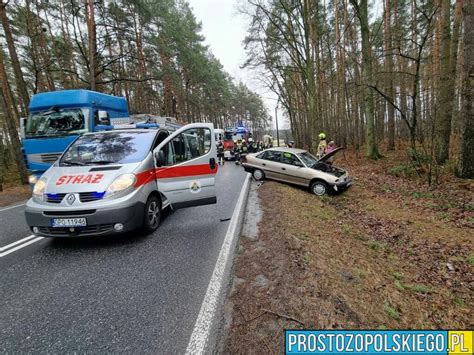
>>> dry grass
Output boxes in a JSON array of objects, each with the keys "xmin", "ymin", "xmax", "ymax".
[
  {"xmin": 0, "ymin": 185, "xmax": 31, "ymax": 207},
  {"xmin": 0, "ymin": 165, "xmax": 31, "ymax": 206},
  {"xmin": 225, "ymin": 150, "xmax": 473, "ymax": 353}
]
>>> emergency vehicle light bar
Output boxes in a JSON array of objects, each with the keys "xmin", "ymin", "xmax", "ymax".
[{"xmin": 111, "ymin": 121, "xmax": 182, "ymax": 131}]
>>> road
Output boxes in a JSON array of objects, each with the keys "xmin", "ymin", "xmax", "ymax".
[{"xmin": 0, "ymin": 163, "xmax": 247, "ymax": 353}]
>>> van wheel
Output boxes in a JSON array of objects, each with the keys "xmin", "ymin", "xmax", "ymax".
[
  {"xmin": 143, "ymin": 195, "xmax": 161, "ymax": 233},
  {"xmin": 310, "ymin": 181, "xmax": 328, "ymax": 196},
  {"xmin": 252, "ymin": 169, "xmax": 265, "ymax": 181}
]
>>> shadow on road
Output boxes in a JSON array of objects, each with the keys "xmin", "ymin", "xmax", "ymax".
[{"xmin": 48, "ymin": 207, "xmax": 174, "ymax": 250}]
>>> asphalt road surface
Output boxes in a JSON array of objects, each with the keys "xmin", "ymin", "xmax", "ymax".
[{"xmin": 0, "ymin": 163, "xmax": 247, "ymax": 353}]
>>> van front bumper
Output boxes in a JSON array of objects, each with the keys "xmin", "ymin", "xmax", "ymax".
[{"xmin": 25, "ymin": 202, "xmax": 145, "ymax": 237}]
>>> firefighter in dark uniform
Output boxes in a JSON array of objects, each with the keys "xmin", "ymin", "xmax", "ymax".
[
  {"xmin": 217, "ymin": 140, "xmax": 225, "ymax": 165},
  {"xmin": 234, "ymin": 138, "xmax": 243, "ymax": 165},
  {"xmin": 248, "ymin": 138, "xmax": 258, "ymax": 153},
  {"xmin": 241, "ymin": 139, "xmax": 248, "ymax": 163}
]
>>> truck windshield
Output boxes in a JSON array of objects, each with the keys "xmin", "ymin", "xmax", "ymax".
[
  {"xmin": 26, "ymin": 108, "xmax": 88, "ymax": 138},
  {"xmin": 59, "ymin": 131, "xmax": 155, "ymax": 166}
]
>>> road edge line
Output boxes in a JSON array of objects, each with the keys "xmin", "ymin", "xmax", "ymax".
[
  {"xmin": 0, "ymin": 237, "xmax": 44, "ymax": 257},
  {"xmin": 185, "ymin": 173, "xmax": 251, "ymax": 354},
  {"xmin": 0, "ymin": 202, "xmax": 27, "ymax": 212},
  {"xmin": 0, "ymin": 235, "xmax": 36, "ymax": 252}
]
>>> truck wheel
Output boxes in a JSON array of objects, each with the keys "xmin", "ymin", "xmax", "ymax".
[
  {"xmin": 252, "ymin": 169, "xmax": 265, "ymax": 181},
  {"xmin": 143, "ymin": 195, "xmax": 161, "ymax": 233},
  {"xmin": 310, "ymin": 181, "xmax": 328, "ymax": 196}
]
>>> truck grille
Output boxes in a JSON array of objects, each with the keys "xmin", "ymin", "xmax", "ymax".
[
  {"xmin": 28, "ymin": 153, "xmax": 62, "ymax": 164},
  {"xmin": 46, "ymin": 193, "xmax": 66, "ymax": 204},
  {"xmin": 79, "ymin": 191, "xmax": 105, "ymax": 203},
  {"xmin": 41, "ymin": 153, "xmax": 61, "ymax": 163},
  {"xmin": 37, "ymin": 224, "xmax": 114, "ymax": 236}
]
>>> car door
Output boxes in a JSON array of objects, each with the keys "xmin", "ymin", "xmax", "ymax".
[
  {"xmin": 153, "ymin": 123, "xmax": 217, "ymax": 209},
  {"xmin": 262, "ymin": 150, "xmax": 284, "ymax": 181},
  {"xmin": 279, "ymin": 152, "xmax": 309, "ymax": 186}
]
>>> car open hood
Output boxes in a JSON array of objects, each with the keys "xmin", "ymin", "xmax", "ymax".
[{"xmin": 318, "ymin": 147, "xmax": 345, "ymax": 162}]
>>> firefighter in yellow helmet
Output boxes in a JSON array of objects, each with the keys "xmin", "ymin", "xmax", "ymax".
[
  {"xmin": 234, "ymin": 138, "xmax": 242, "ymax": 164},
  {"xmin": 317, "ymin": 132, "xmax": 327, "ymax": 158}
]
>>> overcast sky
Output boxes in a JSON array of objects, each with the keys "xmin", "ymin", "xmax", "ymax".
[
  {"xmin": 189, "ymin": 0, "xmax": 383, "ymax": 131},
  {"xmin": 189, "ymin": 0, "xmax": 285, "ymax": 129}
]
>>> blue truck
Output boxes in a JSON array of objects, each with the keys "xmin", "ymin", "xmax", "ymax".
[{"xmin": 22, "ymin": 90, "xmax": 129, "ymax": 183}]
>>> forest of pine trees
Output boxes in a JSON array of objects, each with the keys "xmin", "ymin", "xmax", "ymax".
[
  {"xmin": 242, "ymin": 0, "xmax": 473, "ymax": 180},
  {"xmin": 0, "ymin": 0, "xmax": 472, "ymax": 189},
  {"xmin": 0, "ymin": 0, "xmax": 271, "ymax": 188}
]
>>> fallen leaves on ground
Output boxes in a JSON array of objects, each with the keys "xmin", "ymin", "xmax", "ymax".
[{"xmin": 225, "ymin": 150, "xmax": 473, "ymax": 353}]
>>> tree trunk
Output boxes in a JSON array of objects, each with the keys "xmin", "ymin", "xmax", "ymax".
[
  {"xmin": 434, "ymin": 0, "xmax": 452, "ymax": 164},
  {"xmin": 86, "ymin": 0, "xmax": 97, "ymax": 91},
  {"xmin": 351, "ymin": 0, "xmax": 380, "ymax": 159},
  {"xmin": 41, "ymin": 4, "xmax": 68, "ymax": 89},
  {"xmin": 0, "ymin": 48, "xmax": 19, "ymax": 128},
  {"xmin": 457, "ymin": 0, "xmax": 474, "ymax": 178},
  {"xmin": 25, "ymin": 0, "xmax": 47, "ymax": 92},
  {"xmin": 0, "ymin": 120, "xmax": 4, "ymax": 191},
  {"xmin": 384, "ymin": 0, "xmax": 395, "ymax": 150},
  {"xmin": 0, "ymin": 0, "xmax": 30, "ymax": 115},
  {"xmin": 0, "ymin": 45, "xmax": 28, "ymax": 184}
]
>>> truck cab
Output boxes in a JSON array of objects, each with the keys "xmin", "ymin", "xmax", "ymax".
[{"xmin": 22, "ymin": 90, "xmax": 129, "ymax": 183}]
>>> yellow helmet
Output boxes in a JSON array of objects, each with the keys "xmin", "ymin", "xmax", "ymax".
[{"xmin": 319, "ymin": 132, "xmax": 326, "ymax": 140}]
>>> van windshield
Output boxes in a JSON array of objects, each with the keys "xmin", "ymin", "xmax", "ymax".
[
  {"xmin": 60, "ymin": 131, "xmax": 156, "ymax": 166},
  {"xmin": 26, "ymin": 108, "xmax": 89, "ymax": 138}
]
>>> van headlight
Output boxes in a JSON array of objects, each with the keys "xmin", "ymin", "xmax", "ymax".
[
  {"xmin": 32, "ymin": 178, "xmax": 47, "ymax": 202},
  {"xmin": 105, "ymin": 174, "xmax": 136, "ymax": 198}
]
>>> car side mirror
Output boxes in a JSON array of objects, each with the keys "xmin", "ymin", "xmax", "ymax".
[
  {"xmin": 98, "ymin": 110, "xmax": 110, "ymax": 125},
  {"xmin": 295, "ymin": 162, "xmax": 304, "ymax": 168},
  {"xmin": 155, "ymin": 150, "xmax": 166, "ymax": 167}
]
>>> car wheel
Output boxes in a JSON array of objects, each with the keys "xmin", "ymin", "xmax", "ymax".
[
  {"xmin": 310, "ymin": 181, "xmax": 328, "ymax": 196},
  {"xmin": 252, "ymin": 169, "xmax": 265, "ymax": 181},
  {"xmin": 143, "ymin": 195, "xmax": 161, "ymax": 233}
]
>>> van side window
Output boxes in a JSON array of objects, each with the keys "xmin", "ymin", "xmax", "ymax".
[
  {"xmin": 161, "ymin": 142, "xmax": 175, "ymax": 166},
  {"xmin": 153, "ymin": 131, "xmax": 169, "ymax": 150},
  {"xmin": 173, "ymin": 128, "xmax": 211, "ymax": 164}
]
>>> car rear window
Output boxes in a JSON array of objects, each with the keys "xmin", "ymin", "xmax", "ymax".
[{"xmin": 60, "ymin": 131, "xmax": 156, "ymax": 166}]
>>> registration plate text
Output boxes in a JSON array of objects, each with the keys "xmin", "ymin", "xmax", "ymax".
[{"xmin": 51, "ymin": 218, "xmax": 87, "ymax": 227}]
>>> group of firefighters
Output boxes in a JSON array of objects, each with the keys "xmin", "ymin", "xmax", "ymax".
[
  {"xmin": 215, "ymin": 132, "xmax": 336, "ymax": 166},
  {"xmin": 216, "ymin": 137, "xmax": 270, "ymax": 165}
]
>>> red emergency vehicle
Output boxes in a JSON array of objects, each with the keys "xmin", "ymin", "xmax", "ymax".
[{"xmin": 223, "ymin": 126, "xmax": 251, "ymax": 160}]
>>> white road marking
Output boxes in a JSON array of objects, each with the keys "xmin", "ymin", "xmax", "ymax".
[
  {"xmin": 0, "ymin": 237, "xmax": 44, "ymax": 257},
  {"xmin": 0, "ymin": 235, "xmax": 37, "ymax": 252},
  {"xmin": 186, "ymin": 174, "xmax": 251, "ymax": 354},
  {"xmin": 0, "ymin": 202, "xmax": 27, "ymax": 212}
]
